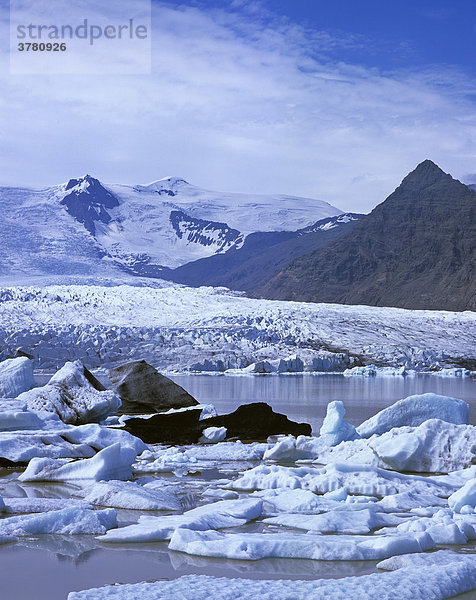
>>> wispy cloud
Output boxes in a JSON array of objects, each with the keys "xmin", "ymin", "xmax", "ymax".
[{"xmin": 1, "ymin": 0, "xmax": 476, "ymax": 212}]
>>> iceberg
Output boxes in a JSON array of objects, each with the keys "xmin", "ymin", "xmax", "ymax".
[
  {"xmin": 18, "ymin": 442, "xmax": 137, "ymax": 482},
  {"xmin": 357, "ymin": 393, "xmax": 469, "ymax": 438},
  {"xmin": 0, "ymin": 357, "xmax": 35, "ymax": 398}
]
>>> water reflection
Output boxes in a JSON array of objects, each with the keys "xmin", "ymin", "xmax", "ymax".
[{"xmin": 171, "ymin": 374, "xmax": 476, "ymax": 433}]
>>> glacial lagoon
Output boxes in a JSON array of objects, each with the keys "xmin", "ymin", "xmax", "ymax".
[{"xmin": 1, "ymin": 373, "xmax": 476, "ymax": 600}]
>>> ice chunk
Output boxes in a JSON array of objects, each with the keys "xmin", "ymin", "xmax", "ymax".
[
  {"xmin": 60, "ymin": 423, "xmax": 147, "ymax": 454},
  {"xmin": 18, "ymin": 443, "xmax": 137, "ymax": 482},
  {"xmin": 0, "ymin": 507, "xmax": 116, "ymax": 536},
  {"xmin": 0, "ymin": 409, "xmax": 45, "ymax": 432},
  {"xmin": 136, "ymin": 442, "xmax": 266, "ymax": 473},
  {"xmin": 97, "ymin": 498, "xmax": 262, "ymax": 543},
  {"xmin": 83, "ymin": 480, "xmax": 181, "ymax": 511},
  {"xmin": 169, "ymin": 528, "xmax": 433, "ymax": 561},
  {"xmin": 0, "ymin": 357, "xmax": 34, "ymax": 398},
  {"xmin": 378, "ymin": 549, "xmax": 468, "ymax": 571},
  {"xmin": 230, "ymin": 463, "xmax": 453, "ymax": 498},
  {"xmin": 318, "ymin": 419, "xmax": 476, "ymax": 473},
  {"xmin": 357, "ymin": 393, "xmax": 469, "ymax": 438},
  {"xmin": 199, "ymin": 427, "xmax": 227, "ymax": 444},
  {"xmin": 18, "ymin": 361, "xmax": 121, "ymax": 425},
  {"xmin": 369, "ymin": 419, "xmax": 476, "ymax": 472},
  {"xmin": 0, "ymin": 430, "xmax": 97, "ymax": 463},
  {"xmin": 449, "ymin": 479, "xmax": 476, "ymax": 513},
  {"xmin": 381, "ymin": 509, "xmax": 475, "ymax": 545},
  {"xmin": 319, "ymin": 401, "xmax": 359, "ymax": 445},
  {"xmin": 3, "ymin": 498, "xmax": 89, "ymax": 514},
  {"xmin": 263, "ymin": 509, "xmax": 404, "ymax": 534},
  {"xmin": 67, "ymin": 554, "xmax": 476, "ymax": 599}
]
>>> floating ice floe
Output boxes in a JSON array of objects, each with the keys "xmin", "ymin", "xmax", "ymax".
[
  {"xmin": 18, "ymin": 361, "xmax": 121, "ymax": 425},
  {"xmin": 315, "ymin": 419, "xmax": 476, "ymax": 473},
  {"xmin": 263, "ymin": 508, "xmax": 404, "ymax": 534},
  {"xmin": 448, "ymin": 478, "xmax": 476, "ymax": 513},
  {"xmin": 97, "ymin": 498, "xmax": 263, "ymax": 543},
  {"xmin": 2, "ymin": 497, "xmax": 90, "ymax": 514},
  {"xmin": 83, "ymin": 480, "xmax": 181, "ymax": 511},
  {"xmin": 230, "ymin": 463, "xmax": 454, "ymax": 497},
  {"xmin": 18, "ymin": 442, "xmax": 137, "ymax": 482},
  {"xmin": 199, "ymin": 427, "xmax": 227, "ymax": 444},
  {"xmin": 66, "ymin": 552, "xmax": 476, "ymax": 600},
  {"xmin": 168, "ymin": 527, "xmax": 433, "ymax": 561},
  {"xmin": 135, "ymin": 442, "xmax": 267, "ymax": 473},
  {"xmin": 0, "ymin": 357, "xmax": 35, "ymax": 398},
  {"xmin": 0, "ymin": 506, "xmax": 117, "ymax": 536},
  {"xmin": 0, "ymin": 422, "xmax": 145, "ymax": 463},
  {"xmin": 357, "ymin": 393, "xmax": 470, "ymax": 437}
]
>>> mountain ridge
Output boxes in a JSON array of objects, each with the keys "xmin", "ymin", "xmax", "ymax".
[{"xmin": 250, "ymin": 160, "xmax": 476, "ymax": 311}]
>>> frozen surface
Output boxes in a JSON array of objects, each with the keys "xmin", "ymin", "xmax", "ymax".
[
  {"xmin": 98, "ymin": 498, "xmax": 263, "ymax": 543},
  {"xmin": 0, "ymin": 506, "xmax": 116, "ymax": 536},
  {"xmin": 262, "ymin": 509, "xmax": 404, "ymax": 534},
  {"xmin": 230, "ymin": 463, "xmax": 453, "ymax": 497},
  {"xmin": 0, "ymin": 284, "xmax": 473, "ymax": 370},
  {"xmin": 317, "ymin": 419, "xmax": 476, "ymax": 473},
  {"xmin": 169, "ymin": 528, "xmax": 434, "ymax": 560},
  {"xmin": 19, "ymin": 361, "xmax": 121, "ymax": 424},
  {"xmin": 19, "ymin": 443, "xmax": 137, "ymax": 482},
  {"xmin": 449, "ymin": 479, "xmax": 476, "ymax": 513},
  {"xmin": 0, "ymin": 357, "xmax": 34, "ymax": 398},
  {"xmin": 67, "ymin": 554, "xmax": 476, "ymax": 600},
  {"xmin": 83, "ymin": 480, "xmax": 181, "ymax": 511},
  {"xmin": 199, "ymin": 427, "xmax": 227, "ymax": 444},
  {"xmin": 357, "ymin": 393, "xmax": 470, "ymax": 437}
]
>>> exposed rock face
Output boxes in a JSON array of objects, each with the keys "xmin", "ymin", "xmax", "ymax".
[
  {"xmin": 108, "ymin": 360, "xmax": 198, "ymax": 414},
  {"xmin": 124, "ymin": 402, "xmax": 311, "ymax": 444},
  {"xmin": 18, "ymin": 361, "xmax": 121, "ymax": 425},
  {"xmin": 253, "ymin": 160, "xmax": 476, "ymax": 311}
]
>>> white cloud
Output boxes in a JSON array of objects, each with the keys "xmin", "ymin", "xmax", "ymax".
[{"xmin": 1, "ymin": 1, "xmax": 476, "ymax": 213}]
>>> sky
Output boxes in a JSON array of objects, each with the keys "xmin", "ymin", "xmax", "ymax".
[{"xmin": 1, "ymin": 0, "xmax": 476, "ymax": 213}]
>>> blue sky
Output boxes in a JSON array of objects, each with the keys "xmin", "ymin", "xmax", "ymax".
[{"xmin": 1, "ymin": 0, "xmax": 476, "ymax": 212}]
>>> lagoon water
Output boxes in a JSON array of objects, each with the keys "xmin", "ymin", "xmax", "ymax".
[
  {"xmin": 172, "ymin": 373, "xmax": 476, "ymax": 433},
  {"xmin": 2, "ymin": 374, "xmax": 476, "ymax": 600}
]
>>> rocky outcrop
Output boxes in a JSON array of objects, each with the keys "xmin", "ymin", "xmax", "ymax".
[
  {"xmin": 108, "ymin": 360, "xmax": 198, "ymax": 414},
  {"xmin": 124, "ymin": 402, "xmax": 311, "ymax": 444}
]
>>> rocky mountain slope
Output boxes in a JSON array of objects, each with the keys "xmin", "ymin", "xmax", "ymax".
[
  {"xmin": 0, "ymin": 175, "xmax": 342, "ymax": 279},
  {"xmin": 160, "ymin": 213, "xmax": 362, "ymax": 290},
  {"xmin": 252, "ymin": 160, "xmax": 476, "ymax": 311}
]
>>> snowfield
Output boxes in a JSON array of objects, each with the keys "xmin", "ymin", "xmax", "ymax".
[{"xmin": 0, "ymin": 281, "xmax": 474, "ymax": 370}]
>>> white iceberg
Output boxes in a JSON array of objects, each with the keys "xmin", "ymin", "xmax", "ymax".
[
  {"xmin": 0, "ymin": 357, "xmax": 35, "ymax": 398},
  {"xmin": 199, "ymin": 427, "xmax": 227, "ymax": 444},
  {"xmin": 449, "ymin": 479, "xmax": 476, "ymax": 513},
  {"xmin": 357, "ymin": 393, "xmax": 469, "ymax": 438},
  {"xmin": 230, "ymin": 462, "xmax": 453, "ymax": 498},
  {"xmin": 18, "ymin": 442, "xmax": 137, "ymax": 482},
  {"xmin": 18, "ymin": 361, "xmax": 121, "ymax": 425},
  {"xmin": 0, "ymin": 506, "xmax": 116, "ymax": 536},
  {"xmin": 263, "ymin": 509, "xmax": 404, "ymax": 534},
  {"xmin": 97, "ymin": 498, "xmax": 262, "ymax": 543},
  {"xmin": 169, "ymin": 527, "xmax": 433, "ymax": 561},
  {"xmin": 83, "ymin": 480, "xmax": 181, "ymax": 511}
]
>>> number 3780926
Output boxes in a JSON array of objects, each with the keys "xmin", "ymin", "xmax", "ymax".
[{"xmin": 18, "ymin": 42, "xmax": 67, "ymax": 51}]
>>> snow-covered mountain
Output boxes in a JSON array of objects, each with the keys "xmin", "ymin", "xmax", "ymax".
[{"xmin": 0, "ymin": 175, "xmax": 343, "ymax": 278}]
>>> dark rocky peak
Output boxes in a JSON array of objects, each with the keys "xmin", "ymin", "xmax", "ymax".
[
  {"xmin": 60, "ymin": 175, "xmax": 119, "ymax": 235},
  {"xmin": 398, "ymin": 159, "xmax": 452, "ymax": 192}
]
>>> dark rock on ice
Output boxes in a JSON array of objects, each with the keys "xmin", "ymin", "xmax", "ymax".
[
  {"xmin": 206, "ymin": 402, "xmax": 312, "ymax": 441},
  {"xmin": 124, "ymin": 408, "xmax": 203, "ymax": 445},
  {"xmin": 124, "ymin": 402, "xmax": 311, "ymax": 444}
]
